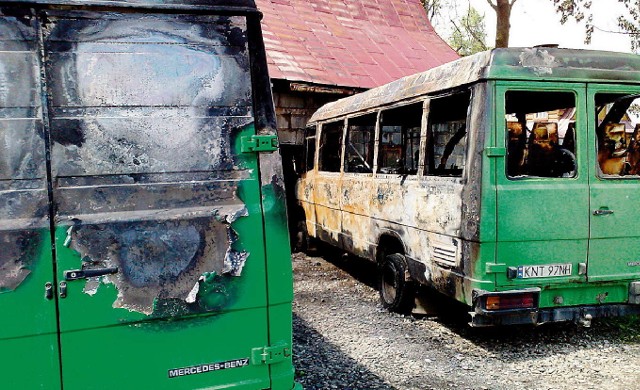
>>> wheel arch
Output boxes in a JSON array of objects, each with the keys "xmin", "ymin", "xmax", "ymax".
[{"xmin": 376, "ymin": 232, "xmax": 406, "ymax": 266}]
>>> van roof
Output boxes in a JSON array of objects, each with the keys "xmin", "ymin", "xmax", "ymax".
[
  {"xmin": 310, "ymin": 47, "xmax": 640, "ymax": 123},
  {"xmin": 0, "ymin": 0, "xmax": 258, "ymax": 13}
]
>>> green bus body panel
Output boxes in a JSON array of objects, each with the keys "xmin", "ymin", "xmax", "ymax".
[
  {"xmin": 494, "ymin": 82, "xmax": 589, "ymax": 289},
  {"xmin": 0, "ymin": 4, "xmax": 295, "ymax": 389},
  {"xmin": 586, "ymin": 84, "xmax": 640, "ymax": 283},
  {"xmin": 491, "ymin": 80, "xmax": 640, "ymax": 309},
  {"xmin": 0, "ymin": 234, "xmax": 60, "ymax": 389},
  {"xmin": 486, "ymin": 48, "xmax": 640, "ymax": 84},
  {"xmin": 2, "ymin": 333, "xmax": 61, "ymax": 390},
  {"xmin": 541, "ymin": 282, "xmax": 629, "ymax": 306},
  {"xmin": 59, "ymin": 308, "xmax": 271, "ymax": 390}
]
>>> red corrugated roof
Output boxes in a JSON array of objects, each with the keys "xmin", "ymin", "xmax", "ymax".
[{"xmin": 256, "ymin": 0, "xmax": 459, "ymax": 89}]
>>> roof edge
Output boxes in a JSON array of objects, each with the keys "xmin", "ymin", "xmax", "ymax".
[{"xmin": 310, "ymin": 47, "xmax": 640, "ymax": 123}]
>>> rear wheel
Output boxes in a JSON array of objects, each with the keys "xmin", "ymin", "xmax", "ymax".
[{"xmin": 379, "ymin": 253, "xmax": 414, "ymax": 313}]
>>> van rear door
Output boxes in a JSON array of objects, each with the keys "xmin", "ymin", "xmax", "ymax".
[
  {"xmin": 44, "ymin": 9, "xmax": 273, "ymax": 389},
  {"xmin": 586, "ymin": 85, "xmax": 640, "ymax": 284},
  {"xmin": 494, "ymin": 83, "xmax": 589, "ymax": 289},
  {"xmin": 1, "ymin": 5, "xmax": 280, "ymax": 389}
]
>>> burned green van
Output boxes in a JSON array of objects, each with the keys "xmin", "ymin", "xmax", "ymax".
[
  {"xmin": 297, "ymin": 47, "xmax": 640, "ymax": 327},
  {"xmin": 0, "ymin": 0, "xmax": 297, "ymax": 388}
]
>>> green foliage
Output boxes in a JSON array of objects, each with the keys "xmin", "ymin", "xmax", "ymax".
[
  {"xmin": 554, "ymin": 0, "xmax": 640, "ymax": 52},
  {"xmin": 618, "ymin": 0, "xmax": 640, "ymax": 52},
  {"xmin": 448, "ymin": 6, "xmax": 489, "ymax": 56}
]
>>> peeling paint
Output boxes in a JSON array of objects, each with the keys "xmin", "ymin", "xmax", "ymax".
[
  {"xmin": 297, "ymin": 71, "xmax": 484, "ymax": 309},
  {"xmin": 42, "ymin": 11, "xmax": 256, "ymax": 316},
  {"xmin": 0, "ymin": 231, "xmax": 39, "ymax": 291},
  {"xmin": 66, "ymin": 204, "xmax": 247, "ymax": 315},
  {"xmin": 0, "ymin": 187, "xmax": 49, "ymax": 292},
  {"xmin": 519, "ymin": 48, "xmax": 558, "ymax": 76}
]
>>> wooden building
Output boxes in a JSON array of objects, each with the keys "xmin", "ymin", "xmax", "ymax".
[{"xmin": 255, "ymin": 0, "xmax": 459, "ymax": 231}]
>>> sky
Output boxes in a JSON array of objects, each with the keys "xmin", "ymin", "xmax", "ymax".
[{"xmin": 441, "ymin": 0, "xmax": 633, "ymax": 53}]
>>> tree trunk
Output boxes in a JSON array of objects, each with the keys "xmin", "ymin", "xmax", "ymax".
[{"xmin": 494, "ymin": 0, "xmax": 513, "ymax": 48}]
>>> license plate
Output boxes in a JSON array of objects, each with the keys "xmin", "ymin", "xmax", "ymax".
[{"xmin": 517, "ymin": 263, "xmax": 572, "ymax": 279}]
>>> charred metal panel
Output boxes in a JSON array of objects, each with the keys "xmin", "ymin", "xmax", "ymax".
[
  {"xmin": 65, "ymin": 204, "xmax": 246, "ymax": 314},
  {"xmin": 340, "ymin": 174, "xmax": 374, "ymax": 258},
  {"xmin": 44, "ymin": 11, "xmax": 254, "ymax": 315},
  {"xmin": 296, "ymin": 177, "xmax": 317, "ymax": 238},
  {"xmin": 311, "ymin": 174, "xmax": 342, "ymax": 243},
  {"xmin": 0, "ymin": 12, "xmax": 48, "ymax": 292},
  {"xmin": 310, "ymin": 48, "xmax": 640, "ymax": 125},
  {"xmin": 0, "ymin": 0, "xmax": 259, "ymax": 13},
  {"xmin": 310, "ymin": 52, "xmax": 492, "ymax": 123},
  {"xmin": 45, "ymin": 12, "xmax": 252, "ymax": 176},
  {"xmin": 459, "ymin": 84, "xmax": 487, "ymax": 242},
  {"xmin": 0, "ymin": 184, "xmax": 49, "ymax": 291},
  {"xmin": 491, "ymin": 47, "xmax": 640, "ymax": 82}
]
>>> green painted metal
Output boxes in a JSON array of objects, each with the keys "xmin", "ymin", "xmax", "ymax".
[
  {"xmin": 586, "ymin": 84, "xmax": 640, "ymax": 284},
  {"xmin": 0, "ymin": 2, "xmax": 296, "ymax": 388},
  {"xmin": 0, "ymin": 231, "xmax": 61, "ymax": 389},
  {"xmin": 241, "ymin": 134, "xmax": 280, "ymax": 153},
  {"xmin": 538, "ymin": 283, "xmax": 629, "ymax": 307},
  {"xmin": 486, "ymin": 48, "xmax": 640, "ymax": 84},
  {"xmin": 486, "ymin": 77, "xmax": 640, "ymax": 313},
  {"xmin": 492, "ymin": 82, "xmax": 589, "ymax": 295}
]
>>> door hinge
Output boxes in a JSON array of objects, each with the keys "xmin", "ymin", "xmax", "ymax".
[
  {"xmin": 484, "ymin": 147, "xmax": 506, "ymax": 157},
  {"xmin": 251, "ymin": 342, "xmax": 291, "ymax": 365},
  {"xmin": 241, "ymin": 135, "xmax": 279, "ymax": 153},
  {"xmin": 486, "ymin": 263, "xmax": 507, "ymax": 274}
]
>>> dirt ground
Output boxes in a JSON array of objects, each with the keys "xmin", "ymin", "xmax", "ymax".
[{"xmin": 292, "ymin": 250, "xmax": 640, "ymax": 390}]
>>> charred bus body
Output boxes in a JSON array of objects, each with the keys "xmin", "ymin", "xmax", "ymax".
[
  {"xmin": 0, "ymin": 1, "xmax": 297, "ymax": 388},
  {"xmin": 296, "ymin": 48, "xmax": 640, "ymax": 327}
]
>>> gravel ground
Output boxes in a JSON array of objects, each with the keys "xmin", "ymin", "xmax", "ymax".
[{"xmin": 292, "ymin": 250, "xmax": 640, "ymax": 390}]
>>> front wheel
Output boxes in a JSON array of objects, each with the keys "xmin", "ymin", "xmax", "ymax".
[{"xmin": 379, "ymin": 254, "xmax": 414, "ymax": 314}]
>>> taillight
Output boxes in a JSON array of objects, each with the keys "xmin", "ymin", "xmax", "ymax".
[{"xmin": 485, "ymin": 293, "xmax": 535, "ymax": 311}]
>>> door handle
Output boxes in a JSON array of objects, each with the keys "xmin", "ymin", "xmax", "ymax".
[
  {"xmin": 593, "ymin": 209, "xmax": 614, "ymax": 216},
  {"xmin": 64, "ymin": 267, "xmax": 118, "ymax": 281}
]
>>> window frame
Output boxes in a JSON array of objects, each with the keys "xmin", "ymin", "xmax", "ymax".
[
  {"xmin": 423, "ymin": 89, "xmax": 472, "ymax": 178},
  {"xmin": 344, "ymin": 113, "xmax": 377, "ymax": 174},
  {"xmin": 496, "ymin": 87, "xmax": 588, "ymax": 181},
  {"xmin": 592, "ymin": 91, "xmax": 640, "ymax": 180},
  {"xmin": 376, "ymin": 101, "xmax": 424, "ymax": 176},
  {"xmin": 496, "ymin": 82, "xmax": 586, "ymax": 182},
  {"xmin": 317, "ymin": 119, "xmax": 345, "ymax": 173}
]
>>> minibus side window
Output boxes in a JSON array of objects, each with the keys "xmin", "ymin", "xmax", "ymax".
[
  {"xmin": 319, "ymin": 121, "xmax": 344, "ymax": 172},
  {"xmin": 304, "ymin": 125, "xmax": 316, "ymax": 172},
  {"xmin": 345, "ymin": 113, "xmax": 376, "ymax": 173},
  {"xmin": 505, "ymin": 91, "xmax": 577, "ymax": 179},
  {"xmin": 425, "ymin": 91, "xmax": 470, "ymax": 177},
  {"xmin": 594, "ymin": 93, "xmax": 640, "ymax": 178},
  {"xmin": 378, "ymin": 102, "xmax": 422, "ymax": 175}
]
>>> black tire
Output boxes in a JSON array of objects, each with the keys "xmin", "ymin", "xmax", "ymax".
[{"xmin": 379, "ymin": 254, "xmax": 414, "ymax": 314}]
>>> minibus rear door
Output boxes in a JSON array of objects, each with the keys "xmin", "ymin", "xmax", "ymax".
[
  {"xmin": 586, "ymin": 85, "xmax": 640, "ymax": 283},
  {"xmin": 493, "ymin": 83, "xmax": 589, "ymax": 288},
  {"xmin": 46, "ymin": 9, "xmax": 272, "ymax": 389}
]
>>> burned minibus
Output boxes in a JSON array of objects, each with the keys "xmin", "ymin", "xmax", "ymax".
[
  {"xmin": 296, "ymin": 47, "xmax": 640, "ymax": 327},
  {"xmin": 0, "ymin": 0, "xmax": 298, "ymax": 388}
]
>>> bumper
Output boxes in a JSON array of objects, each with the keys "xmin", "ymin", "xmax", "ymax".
[{"xmin": 470, "ymin": 287, "xmax": 640, "ymax": 327}]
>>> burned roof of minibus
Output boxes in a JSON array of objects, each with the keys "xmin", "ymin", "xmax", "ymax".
[
  {"xmin": 310, "ymin": 47, "xmax": 640, "ymax": 123},
  {"xmin": 0, "ymin": 0, "xmax": 259, "ymax": 12}
]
